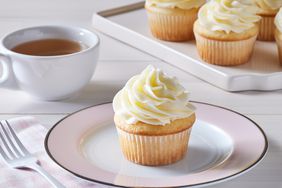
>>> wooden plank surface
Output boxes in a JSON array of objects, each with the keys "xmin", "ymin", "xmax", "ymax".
[{"xmin": 0, "ymin": 0, "xmax": 281, "ymax": 187}]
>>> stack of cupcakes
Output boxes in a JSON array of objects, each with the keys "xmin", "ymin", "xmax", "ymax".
[{"xmin": 145, "ymin": 0, "xmax": 282, "ymax": 66}]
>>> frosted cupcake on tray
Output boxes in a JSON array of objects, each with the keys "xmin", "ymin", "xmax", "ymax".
[
  {"xmin": 113, "ymin": 65, "xmax": 196, "ymax": 166},
  {"xmin": 255, "ymin": 0, "xmax": 282, "ymax": 41},
  {"xmin": 274, "ymin": 8, "xmax": 282, "ymax": 64},
  {"xmin": 193, "ymin": 0, "xmax": 261, "ymax": 66},
  {"xmin": 145, "ymin": 0, "xmax": 206, "ymax": 41}
]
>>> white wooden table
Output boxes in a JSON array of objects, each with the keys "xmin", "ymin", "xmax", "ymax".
[{"xmin": 0, "ymin": 0, "xmax": 281, "ymax": 187}]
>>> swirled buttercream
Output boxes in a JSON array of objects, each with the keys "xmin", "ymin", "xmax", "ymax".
[
  {"xmin": 275, "ymin": 8, "xmax": 282, "ymax": 32},
  {"xmin": 198, "ymin": 0, "xmax": 261, "ymax": 33},
  {"xmin": 113, "ymin": 65, "xmax": 195, "ymax": 126},
  {"xmin": 145, "ymin": 0, "xmax": 206, "ymax": 10},
  {"xmin": 256, "ymin": 0, "xmax": 282, "ymax": 11}
]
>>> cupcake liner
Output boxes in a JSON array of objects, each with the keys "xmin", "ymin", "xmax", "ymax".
[
  {"xmin": 257, "ymin": 15, "xmax": 275, "ymax": 41},
  {"xmin": 274, "ymin": 29, "xmax": 282, "ymax": 65},
  {"xmin": 276, "ymin": 44, "xmax": 282, "ymax": 64},
  {"xmin": 194, "ymin": 32, "xmax": 257, "ymax": 66},
  {"xmin": 116, "ymin": 127, "xmax": 192, "ymax": 166},
  {"xmin": 146, "ymin": 9, "xmax": 197, "ymax": 41}
]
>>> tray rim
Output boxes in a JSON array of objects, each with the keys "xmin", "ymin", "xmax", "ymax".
[{"xmin": 92, "ymin": 1, "xmax": 282, "ymax": 91}]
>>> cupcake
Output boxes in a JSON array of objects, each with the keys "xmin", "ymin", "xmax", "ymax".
[
  {"xmin": 255, "ymin": 0, "xmax": 282, "ymax": 41},
  {"xmin": 274, "ymin": 8, "xmax": 282, "ymax": 64},
  {"xmin": 113, "ymin": 65, "xmax": 196, "ymax": 166},
  {"xmin": 145, "ymin": 0, "xmax": 206, "ymax": 41},
  {"xmin": 194, "ymin": 0, "xmax": 261, "ymax": 66}
]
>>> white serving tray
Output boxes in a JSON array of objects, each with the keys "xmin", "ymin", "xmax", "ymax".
[{"xmin": 92, "ymin": 1, "xmax": 282, "ymax": 91}]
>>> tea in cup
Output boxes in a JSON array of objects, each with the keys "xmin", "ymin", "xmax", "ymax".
[{"xmin": 0, "ymin": 25, "xmax": 99, "ymax": 100}]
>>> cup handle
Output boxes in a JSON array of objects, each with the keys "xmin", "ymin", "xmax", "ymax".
[{"xmin": 0, "ymin": 53, "xmax": 17, "ymax": 88}]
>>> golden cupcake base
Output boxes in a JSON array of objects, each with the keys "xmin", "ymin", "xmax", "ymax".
[
  {"xmin": 145, "ymin": 6, "xmax": 198, "ymax": 42},
  {"xmin": 194, "ymin": 33, "xmax": 257, "ymax": 66},
  {"xmin": 274, "ymin": 28, "xmax": 282, "ymax": 65},
  {"xmin": 257, "ymin": 15, "xmax": 275, "ymax": 41},
  {"xmin": 116, "ymin": 127, "xmax": 191, "ymax": 166}
]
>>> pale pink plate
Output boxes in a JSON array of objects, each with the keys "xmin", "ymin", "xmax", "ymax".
[{"xmin": 45, "ymin": 102, "xmax": 268, "ymax": 187}]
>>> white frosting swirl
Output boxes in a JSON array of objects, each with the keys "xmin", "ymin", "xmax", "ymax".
[
  {"xmin": 113, "ymin": 65, "xmax": 195, "ymax": 126},
  {"xmin": 275, "ymin": 8, "xmax": 282, "ymax": 32},
  {"xmin": 198, "ymin": 0, "xmax": 261, "ymax": 33},
  {"xmin": 145, "ymin": 0, "xmax": 206, "ymax": 10},
  {"xmin": 256, "ymin": 0, "xmax": 282, "ymax": 11}
]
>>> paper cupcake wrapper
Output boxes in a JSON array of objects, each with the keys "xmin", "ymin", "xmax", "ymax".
[
  {"xmin": 276, "ymin": 44, "xmax": 282, "ymax": 64},
  {"xmin": 257, "ymin": 16, "xmax": 275, "ymax": 41},
  {"xmin": 194, "ymin": 32, "xmax": 257, "ymax": 66},
  {"xmin": 117, "ymin": 127, "xmax": 192, "ymax": 166},
  {"xmin": 146, "ymin": 10, "xmax": 197, "ymax": 41},
  {"xmin": 274, "ymin": 29, "xmax": 282, "ymax": 65}
]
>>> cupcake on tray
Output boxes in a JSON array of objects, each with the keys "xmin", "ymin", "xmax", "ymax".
[
  {"xmin": 255, "ymin": 0, "xmax": 282, "ymax": 41},
  {"xmin": 113, "ymin": 65, "xmax": 196, "ymax": 166},
  {"xmin": 274, "ymin": 8, "xmax": 282, "ymax": 64},
  {"xmin": 193, "ymin": 0, "xmax": 261, "ymax": 66},
  {"xmin": 145, "ymin": 0, "xmax": 206, "ymax": 41}
]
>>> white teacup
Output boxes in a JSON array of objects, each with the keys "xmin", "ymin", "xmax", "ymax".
[{"xmin": 0, "ymin": 25, "xmax": 99, "ymax": 100}]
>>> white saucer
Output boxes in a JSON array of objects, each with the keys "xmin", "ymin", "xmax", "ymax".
[{"xmin": 45, "ymin": 102, "xmax": 268, "ymax": 187}]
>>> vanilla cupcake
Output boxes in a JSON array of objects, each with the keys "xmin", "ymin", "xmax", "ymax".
[
  {"xmin": 113, "ymin": 65, "xmax": 196, "ymax": 166},
  {"xmin": 194, "ymin": 0, "xmax": 261, "ymax": 66},
  {"xmin": 256, "ymin": 0, "xmax": 282, "ymax": 41},
  {"xmin": 274, "ymin": 8, "xmax": 282, "ymax": 64},
  {"xmin": 145, "ymin": 0, "xmax": 206, "ymax": 41}
]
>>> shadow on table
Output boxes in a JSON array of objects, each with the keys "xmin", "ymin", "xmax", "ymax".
[
  {"xmin": 12, "ymin": 81, "xmax": 122, "ymax": 114},
  {"xmin": 234, "ymin": 89, "xmax": 282, "ymax": 96},
  {"xmin": 63, "ymin": 81, "xmax": 122, "ymax": 105}
]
